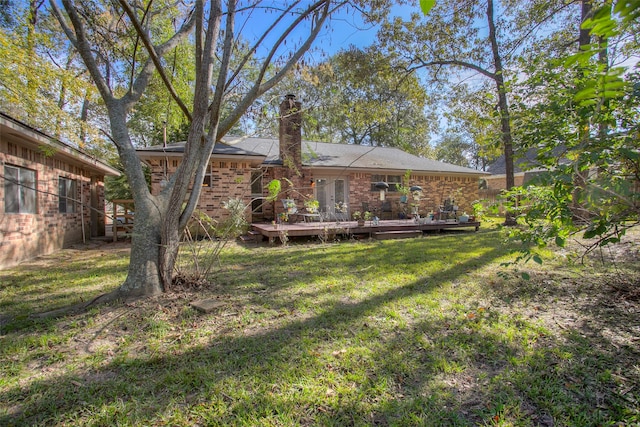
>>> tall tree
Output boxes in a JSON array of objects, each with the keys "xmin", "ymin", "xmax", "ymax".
[
  {"xmin": 0, "ymin": 1, "xmax": 100, "ymax": 149},
  {"xmin": 508, "ymin": 0, "xmax": 640, "ymax": 252},
  {"xmin": 50, "ymin": 0, "xmax": 373, "ymax": 300},
  {"xmin": 275, "ymin": 46, "xmax": 433, "ymax": 155},
  {"xmin": 441, "ymin": 82, "xmax": 503, "ymax": 171},
  {"xmin": 381, "ymin": 0, "xmax": 575, "ymax": 224}
]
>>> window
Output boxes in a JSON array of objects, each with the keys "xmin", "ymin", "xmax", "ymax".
[
  {"xmin": 58, "ymin": 177, "xmax": 76, "ymax": 213},
  {"xmin": 370, "ymin": 174, "xmax": 402, "ymax": 192},
  {"xmin": 4, "ymin": 165, "xmax": 37, "ymax": 213},
  {"xmin": 202, "ymin": 164, "xmax": 212, "ymax": 187},
  {"xmin": 250, "ymin": 170, "xmax": 263, "ymax": 213}
]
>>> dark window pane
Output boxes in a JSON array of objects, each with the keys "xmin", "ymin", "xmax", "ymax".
[{"xmin": 4, "ymin": 166, "xmax": 19, "ymax": 213}]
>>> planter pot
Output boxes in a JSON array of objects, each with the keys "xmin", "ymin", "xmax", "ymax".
[
  {"xmin": 459, "ymin": 214, "xmax": 469, "ymax": 223},
  {"xmin": 357, "ymin": 219, "xmax": 365, "ymax": 227},
  {"xmin": 400, "ymin": 195, "xmax": 408, "ymax": 204}
]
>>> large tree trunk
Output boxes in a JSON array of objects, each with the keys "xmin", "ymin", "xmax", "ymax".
[
  {"xmin": 159, "ymin": 190, "xmax": 184, "ymax": 290},
  {"xmin": 120, "ymin": 202, "xmax": 164, "ymax": 297},
  {"xmin": 109, "ymin": 105, "xmax": 168, "ymax": 298},
  {"xmin": 51, "ymin": 0, "xmax": 337, "ymax": 303},
  {"xmin": 487, "ymin": 0, "xmax": 516, "ymax": 226},
  {"xmin": 572, "ymin": 0, "xmax": 594, "ymax": 222}
]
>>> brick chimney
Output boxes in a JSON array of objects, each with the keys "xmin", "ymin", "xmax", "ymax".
[{"xmin": 279, "ymin": 94, "xmax": 302, "ymax": 175}]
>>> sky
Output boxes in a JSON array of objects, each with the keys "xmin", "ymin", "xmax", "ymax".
[{"xmin": 237, "ymin": 2, "xmax": 417, "ymax": 62}]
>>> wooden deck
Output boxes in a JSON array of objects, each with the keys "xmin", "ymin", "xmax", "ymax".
[{"xmin": 250, "ymin": 219, "xmax": 480, "ymax": 243}]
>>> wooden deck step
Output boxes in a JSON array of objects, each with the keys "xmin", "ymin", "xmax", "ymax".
[
  {"xmin": 372, "ymin": 230, "xmax": 422, "ymax": 240},
  {"xmin": 240, "ymin": 230, "xmax": 263, "ymax": 243}
]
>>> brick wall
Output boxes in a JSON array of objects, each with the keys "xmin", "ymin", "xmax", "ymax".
[
  {"xmin": 350, "ymin": 172, "xmax": 479, "ymax": 218},
  {"xmin": 0, "ymin": 141, "xmax": 105, "ymax": 268},
  {"xmin": 146, "ymin": 160, "xmax": 481, "ymax": 223},
  {"xmin": 484, "ymin": 173, "xmax": 526, "ymax": 190},
  {"xmin": 149, "ymin": 158, "xmax": 255, "ymax": 223}
]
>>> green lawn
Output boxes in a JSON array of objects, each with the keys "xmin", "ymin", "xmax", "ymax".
[{"xmin": 1, "ymin": 228, "xmax": 638, "ymax": 426}]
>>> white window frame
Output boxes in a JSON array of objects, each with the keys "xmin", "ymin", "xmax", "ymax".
[
  {"xmin": 4, "ymin": 165, "xmax": 37, "ymax": 214},
  {"xmin": 58, "ymin": 176, "xmax": 77, "ymax": 213}
]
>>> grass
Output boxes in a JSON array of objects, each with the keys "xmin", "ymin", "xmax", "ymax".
[{"xmin": 0, "ymin": 227, "xmax": 638, "ymax": 426}]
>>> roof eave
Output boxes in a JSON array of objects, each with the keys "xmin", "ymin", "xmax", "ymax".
[{"xmin": 0, "ymin": 113, "xmax": 120, "ymax": 177}]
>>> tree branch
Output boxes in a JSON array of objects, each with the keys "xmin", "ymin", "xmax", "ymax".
[
  {"xmin": 410, "ymin": 57, "xmax": 497, "ymax": 81},
  {"xmin": 117, "ymin": 0, "xmax": 193, "ymax": 121},
  {"xmin": 224, "ymin": 1, "xmax": 300, "ymax": 91},
  {"xmin": 52, "ymin": 0, "xmax": 114, "ymax": 103},
  {"xmin": 218, "ymin": 0, "xmax": 333, "ymax": 136},
  {"xmin": 180, "ymin": 0, "xmax": 234, "ymax": 230}
]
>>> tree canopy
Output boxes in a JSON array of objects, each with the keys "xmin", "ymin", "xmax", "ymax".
[
  {"xmin": 44, "ymin": 0, "xmax": 387, "ymax": 300},
  {"xmin": 273, "ymin": 45, "xmax": 434, "ymax": 156},
  {"xmin": 505, "ymin": 0, "xmax": 640, "ymax": 253}
]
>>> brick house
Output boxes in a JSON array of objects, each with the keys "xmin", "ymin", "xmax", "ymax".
[
  {"xmin": 0, "ymin": 112, "xmax": 120, "ymax": 268},
  {"xmin": 137, "ymin": 95, "xmax": 488, "ymax": 223}
]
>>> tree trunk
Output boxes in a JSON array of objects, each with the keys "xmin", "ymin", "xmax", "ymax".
[
  {"xmin": 119, "ymin": 204, "xmax": 164, "ymax": 297},
  {"xmin": 50, "ymin": 0, "xmax": 337, "ymax": 303},
  {"xmin": 159, "ymin": 193, "xmax": 183, "ymax": 289},
  {"xmin": 108, "ymin": 104, "xmax": 168, "ymax": 298},
  {"xmin": 572, "ymin": 0, "xmax": 593, "ymax": 222},
  {"xmin": 487, "ymin": 0, "xmax": 516, "ymax": 226}
]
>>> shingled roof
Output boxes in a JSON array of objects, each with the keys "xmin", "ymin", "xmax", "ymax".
[
  {"xmin": 138, "ymin": 136, "xmax": 487, "ymax": 177},
  {"xmin": 487, "ymin": 146, "xmax": 567, "ymax": 176}
]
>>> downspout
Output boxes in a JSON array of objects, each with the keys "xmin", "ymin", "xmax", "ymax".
[{"xmin": 80, "ymin": 176, "xmax": 86, "ymax": 243}]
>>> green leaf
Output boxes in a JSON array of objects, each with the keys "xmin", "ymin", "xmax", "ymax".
[
  {"xmin": 266, "ymin": 179, "xmax": 282, "ymax": 202},
  {"xmin": 521, "ymin": 272, "xmax": 531, "ymax": 280},
  {"xmin": 420, "ymin": 0, "xmax": 436, "ymax": 15},
  {"xmin": 532, "ymin": 255, "xmax": 543, "ymax": 265},
  {"xmin": 555, "ymin": 236, "xmax": 565, "ymax": 247}
]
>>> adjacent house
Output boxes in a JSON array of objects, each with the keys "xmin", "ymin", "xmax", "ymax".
[
  {"xmin": 0, "ymin": 112, "xmax": 120, "ymax": 268},
  {"xmin": 137, "ymin": 95, "xmax": 488, "ymax": 223},
  {"xmin": 483, "ymin": 147, "xmax": 566, "ymax": 191}
]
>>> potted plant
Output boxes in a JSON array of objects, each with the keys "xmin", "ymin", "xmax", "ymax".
[
  {"xmin": 470, "ymin": 200, "xmax": 485, "ymax": 222},
  {"xmin": 458, "ymin": 212, "xmax": 470, "ymax": 223},
  {"xmin": 352, "ymin": 211, "xmax": 365, "ymax": 226},
  {"xmin": 364, "ymin": 210, "xmax": 374, "ymax": 225},
  {"xmin": 304, "ymin": 198, "xmax": 319, "ymax": 213},
  {"xmin": 283, "ymin": 199, "xmax": 297, "ymax": 214},
  {"xmin": 396, "ymin": 169, "xmax": 412, "ymax": 203}
]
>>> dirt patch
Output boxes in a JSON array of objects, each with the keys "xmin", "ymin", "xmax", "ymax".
[{"xmin": 16, "ymin": 240, "xmax": 131, "ymax": 270}]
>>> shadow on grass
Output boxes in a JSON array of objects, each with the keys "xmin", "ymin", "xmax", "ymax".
[
  {"xmin": 0, "ymin": 245, "xmax": 129, "ymax": 325},
  {"xmin": 1, "ymin": 237, "xmax": 512, "ymax": 425},
  {"xmin": 1, "ymin": 232, "xmax": 637, "ymax": 425}
]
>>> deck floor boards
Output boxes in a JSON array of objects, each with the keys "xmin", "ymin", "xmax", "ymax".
[{"xmin": 251, "ymin": 220, "xmax": 480, "ymax": 242}]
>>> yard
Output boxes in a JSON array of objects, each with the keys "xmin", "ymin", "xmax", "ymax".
[{"xmin": 1, "ymin": 225, "xmax": 638, "ymax": 426}]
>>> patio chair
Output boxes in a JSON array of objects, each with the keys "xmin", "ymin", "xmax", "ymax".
[
  {"xmin": 281, "ymin": 199, "xmax": 298, "ymax": 222},
  {"xmin": 361, "ymin": 202, "xmax": 374, "ymax": 219},
  {"xmin": 438, "ymin": 198, "xmax": 457, "ymax": 220},
  {"xmin": 281, "ymin": 198, "xmax": 298, "ymax": 211},
  {"xmin": 300, "ymin": 206, "xmax": 322, "ymax": 223},
  {"xmin": 380, "ymin": 200, "xmax": 393, "ymax": 220}
]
